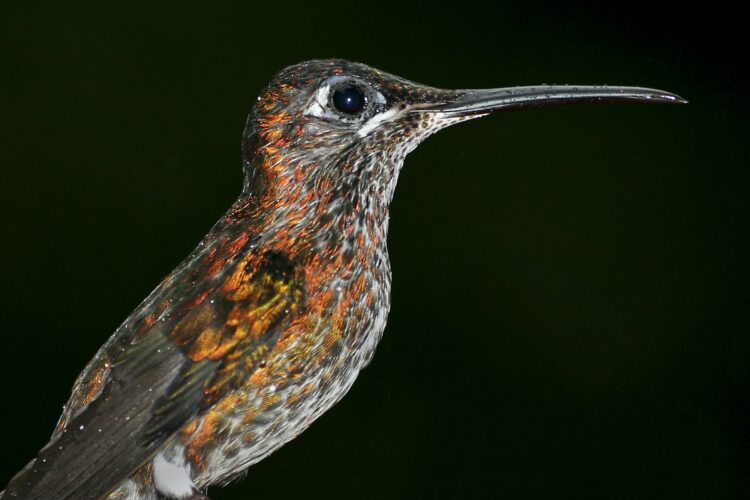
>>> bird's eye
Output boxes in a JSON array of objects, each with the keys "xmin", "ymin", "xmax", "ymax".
[{"xmin": 331, "ymin": 85, "xmax": 367, "ymax": 115}]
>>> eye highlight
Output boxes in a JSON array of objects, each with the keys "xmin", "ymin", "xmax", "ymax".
[{"xmin": 331, "ymin": 85, "xmax": 367, "ymax": 115}]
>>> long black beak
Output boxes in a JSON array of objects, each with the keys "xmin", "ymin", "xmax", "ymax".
[{"xmin": 424, "ymin": 85, "xmax": 686, "ymax": 117}]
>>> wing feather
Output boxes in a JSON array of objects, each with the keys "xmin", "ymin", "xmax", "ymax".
[{"xmin": 2, "ymin": 247, "xmax": 304, "ymax": 499}]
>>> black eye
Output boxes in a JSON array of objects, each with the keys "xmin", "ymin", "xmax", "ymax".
[{"xmin": 332, "ymin": 85, "xmax": 366, "ymax": 115}]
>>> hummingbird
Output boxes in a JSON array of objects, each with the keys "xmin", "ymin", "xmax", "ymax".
[{"xmin": 1, "ymin": 59, "xmax": 684, "ymax": 499}]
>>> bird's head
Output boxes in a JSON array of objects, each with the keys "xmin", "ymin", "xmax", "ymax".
[
  {"xmin": 242, "ymin": 59, "xmax": 463, "ymax": 205},
  {"xmin": 241, "ymin": 59, "xmax": 683, "ymax": 227}
]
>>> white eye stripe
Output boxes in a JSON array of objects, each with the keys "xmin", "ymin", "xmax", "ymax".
[
  {"xmin": 304, "ymin": 84, "xmax": 332, "ymax": 118},
  {"xmin": 357, "ymin": 107, "xmax": 401, "ymax": 137},
  {"xmin": 371, "ymin": 88, "xmax": 387, "ymax": 106}
]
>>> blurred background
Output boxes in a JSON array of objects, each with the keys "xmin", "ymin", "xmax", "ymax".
[{"xmin": 1, "ymin": 2, "xmax": 747, "ymax": 498}]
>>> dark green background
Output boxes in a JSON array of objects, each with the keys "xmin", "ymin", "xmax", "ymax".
[{"xmin": 1, "ymin": 2, "xmax": 747, "ymax": 498}]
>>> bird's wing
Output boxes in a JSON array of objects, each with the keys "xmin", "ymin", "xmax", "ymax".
[{"xmin": 2, "ymin": 247, "xmax": 304, "ymax": 500}]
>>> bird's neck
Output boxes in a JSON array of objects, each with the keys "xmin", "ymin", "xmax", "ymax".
[{"xmin": 240, "ymin": 157, "xmax": 398, "ymax": 264}]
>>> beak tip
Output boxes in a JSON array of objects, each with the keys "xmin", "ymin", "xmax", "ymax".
[{"xmin": 662, "ymin": 92, "xmax": 688, "ymax": 104}]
